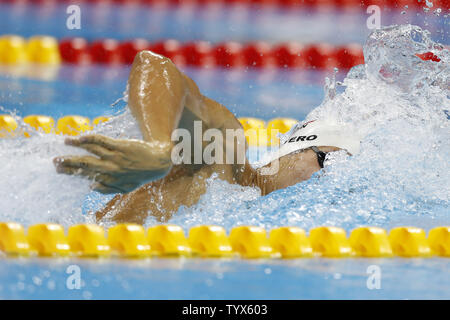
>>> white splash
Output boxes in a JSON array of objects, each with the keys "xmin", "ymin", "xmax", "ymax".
[
  {"xmin": 0, "ymin": 25, "xmax": 448, "ymax": 231},
  {"xmin": 164, "ymin": 25, "xmax": 450, "ymax": 231}
]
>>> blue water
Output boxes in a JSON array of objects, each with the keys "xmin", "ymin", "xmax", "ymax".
[
  {"xmin": 0, "ymin": 65, "xmax": 326, "ymax": 121},
  {"xmin": 0, "ymin": 2, "xmax": 448, "ymax": 44},
  {"xmin": 1, "ymin": 257, "xmax": 449, "ymax": 299},
  {"xmin": 0, "ymin": 3, "xmax": 449, "ymax": 300}
]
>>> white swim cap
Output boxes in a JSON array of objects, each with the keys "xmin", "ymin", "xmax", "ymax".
[{"xmin": 276, "ymin": 119, "xmax": 361, "ymax": 159}]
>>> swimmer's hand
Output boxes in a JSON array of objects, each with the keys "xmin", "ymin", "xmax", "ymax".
[{"xmin": 53, "ymin": 134, "xmax": 172, "ymax": 194}]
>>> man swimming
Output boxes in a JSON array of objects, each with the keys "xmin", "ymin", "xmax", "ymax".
[{"xmin": 54, "ymin": 51, "xmax": 360, "ymax": 224}]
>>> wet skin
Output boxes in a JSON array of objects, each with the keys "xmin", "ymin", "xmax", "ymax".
[{"xmin": 54, "ymin": 51, "xmax": 342, "ymax": 224}]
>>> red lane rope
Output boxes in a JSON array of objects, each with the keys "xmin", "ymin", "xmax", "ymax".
[
  {"xmin": 1, "ymin": 0, "xmax": 448, "ymax": 10},
  {"xmin": 60, "ymin": 38, "xmax": 366, "ymax": 69}
]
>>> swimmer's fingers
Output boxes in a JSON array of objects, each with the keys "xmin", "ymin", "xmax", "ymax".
[
  {"xmin": 54, "ymin": 163, "xmax": 123, "ymax": 191},
  {"xmin": 90, "ymin": 182, "xmax": 125, "ymax": 194},
  {"xmin": 53, "ymin": 155, "xmax": 120, "ymax": 173},
  {"xmin": 91, "ymin": 175, "xmax": 134, "ymax": 194},
  {"xmin": 55, "ymin": 166, "xmax": 116, "ymax": 184},
  {"xmin": 54, "ymin": 162, "xmax": 100, "ymax": 178},
  {"xmin": 67, "ymin": 142, "xmax": 117, "ymax": 160},
  {"xmin": 66, "ymin": 135, "xmax": 125, "ymax": 152},
  {"xmin": 54, "ymin": 165, "xmax": 82, "ymax": 176}
]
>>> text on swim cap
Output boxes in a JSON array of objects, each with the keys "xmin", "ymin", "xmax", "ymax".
[{"xmin": 287, "ymin": 135, "xmax": 318, "ymax": 143}]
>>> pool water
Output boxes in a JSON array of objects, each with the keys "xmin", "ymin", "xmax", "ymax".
[
  {"xmin": 1, "ymin": 2, "xmax": 448, "ymax": 44},
  {"xmin": 0, "ymin": 3, "xmax": 449, "ymax": 300},
  {"xmin": 0, "ymin": 65, "xmax": 326, "ymax": 121},
  {"xmin": 2, "ymin": 256, "xmax": 449, "ymax": 299}
]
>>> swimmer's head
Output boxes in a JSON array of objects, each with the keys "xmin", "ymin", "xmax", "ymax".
[{"xmin": 280, "ymin": 119, "xmax": 361, "ymax": 156}]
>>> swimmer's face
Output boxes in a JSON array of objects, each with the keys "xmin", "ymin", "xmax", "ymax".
[{"xmin": 258, "ymin": 148, "xmax": 324, "ymax": 195}]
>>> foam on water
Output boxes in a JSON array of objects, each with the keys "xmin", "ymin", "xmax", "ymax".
[
  {"xmin": 0, "ymin": 25, "xmax": 448, "ymax": 231},
  {"xmin": 0, "ymin": 108, "xmax": 142, "ymax": 227},
  {"xmin": 168, "ymin": 25, "xmax": 450, "ymax": 231},
  {"xmin": 0, "ymin": 129, "xmax": 92, "ymax": 226}
]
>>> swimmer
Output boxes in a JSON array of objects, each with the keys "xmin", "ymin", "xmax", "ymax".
[{"xmin": 54, "ymin": 51, "xmax": 360, "ymax": 224}]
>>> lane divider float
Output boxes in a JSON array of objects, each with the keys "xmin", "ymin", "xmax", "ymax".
[
  {"xmin": 0, "ymin": 114, "xmax": 298, "ymax": 146},
  {"xmin": 0, "ymin": 223, "xmax": 449, "ymax": 258},
  {"xmin": 0, "ymin": 34, "xmax": 366, "ymax": 70}
]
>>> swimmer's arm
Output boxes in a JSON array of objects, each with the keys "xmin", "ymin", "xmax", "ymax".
[
  {"xmin": 128, "ymin": 51, "xmax": 243, "ymax": 144},
  {"xmin": 128, "ymin": 50, "xmax": 247, "ymax": 176},
  {"xmin": 54, "ymin": 51, "xmax": 245, "ymax": 194},
  {"xmin": 183, "ymin": 75, "xmax": 244, "ymax": 133}
]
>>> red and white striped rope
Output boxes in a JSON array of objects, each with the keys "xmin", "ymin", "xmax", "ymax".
[
  {"xmin": 1, "ymin": 0, "xmax": 448, "ymax": 10},
  {"xmin": 60, "ymin": 37, "xmax": 366, "ymax": 69}
]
